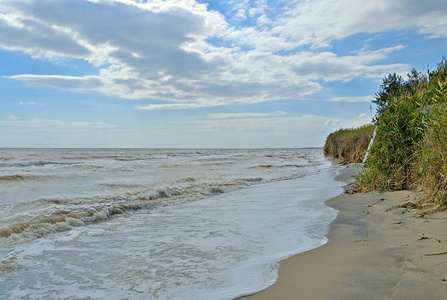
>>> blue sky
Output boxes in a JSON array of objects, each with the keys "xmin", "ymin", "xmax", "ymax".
[{"xmin": 0, "ymin": 0, "xmax": 446, "ymax": 148}]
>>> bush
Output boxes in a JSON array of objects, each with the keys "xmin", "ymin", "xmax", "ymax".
[
  {"xmin": 324, "ymin": 124, "xmax": 375, "ymax": 164},
  {"xmin": 357, "ymin": 92, "xmax": 429, "ymax": 191},
  {"xmin": 416, "ymin": 83, "xmax": 447, "ymax": 208},
  {"xmin": 356, "ymin": 58, "xmax": 447, "ymax": 210}
]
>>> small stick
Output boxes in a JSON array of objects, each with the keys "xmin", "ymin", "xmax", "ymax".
[
  {"xmin": 424, "ymin": 252, "xmax": 447, "ymax": 257},
  {"xmin": 354, "ymin": 231, "xmax": 368, "ymax": 243}
]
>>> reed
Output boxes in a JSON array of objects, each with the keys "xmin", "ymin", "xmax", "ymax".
[
  {"xmin": 355, "ymin": 58, "xmax": 447, "ymax": 210},
  {"xmin": 323, "ymin": 124, "xmax": 375, "ymax": 164},
  {"xmin": 416, "ymin": 102, "xmax": 447, "ymax": 208}
]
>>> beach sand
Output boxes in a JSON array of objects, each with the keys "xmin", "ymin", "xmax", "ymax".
[{"xmin": 241, "ymin": 164, "xmax": 447, "ymax": 299}]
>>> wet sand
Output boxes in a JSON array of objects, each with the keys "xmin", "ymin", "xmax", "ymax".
[{"xmin": 242, "ymin": 164, "xmax": 447, "ymax": 299}]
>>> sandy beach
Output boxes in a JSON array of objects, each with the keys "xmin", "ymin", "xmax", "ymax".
[{"xmin": 242, "ymin": 164, "xmax": 447, "ymax": 299}]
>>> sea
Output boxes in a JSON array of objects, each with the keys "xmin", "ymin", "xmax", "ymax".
[{"xmin": 0, "ymin": 148, "xmax": 343, "ymax": 299}]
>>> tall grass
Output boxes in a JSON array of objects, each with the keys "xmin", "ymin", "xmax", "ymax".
[
  {"xmin": 356, "ymin": 58, "xmax": 447, "ymax": 210},
  {"xmin": 357, "ymin": 92, "xmax": 428, "ymax": 191},
  {"xmin": 416, "ymin": 79, "xmax": 447, "ymax": 207},
  {"xmin": 324, "ymin": 124, "xmax": 375, "ymax": 164}
]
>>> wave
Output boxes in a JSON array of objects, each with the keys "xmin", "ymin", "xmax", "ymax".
[
  {"xmin": 114, "ymin": 158, "xmax": 152, "ymax": 162},
  {"xmin": 249, "ymin": 164, "xmax": 306, "ymax": 169},
  {"xmin": 60, "ymin": 155, "xmax": 120, "ymax": 160},
  {"xmin": 0, "ymin": 178, "xmax": 264, "ymax": 246},
  {"xmin": 99, "ymin": 183, "xmax": 145, "ymax": 189},
  {"xmin": 0, "ymin": 161, "xmax": 78, "ymax": 168},
  {"xmin": 0, "ymin": 157, "xmax": 153, "ymax": 168},
  {"xmin": 0, "ymin": 174, "xmax": 47, "ymax": 182},
  {"xmin": 0, "ymin": 157, "xmax": 14, "ymax": 162}
]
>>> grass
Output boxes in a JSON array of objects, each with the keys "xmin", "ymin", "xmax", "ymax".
[
  {"xmin": 324, "ymin": 58, "xmax": 447, "ymax": 211},
  {"xmin": 353, "ymin": 58, "xmax": 447, "ymax": 211},
  {"xmin": 323, "ymin": 124, "xmax": 375, "ymax": 164},
  {"xmin": 416, "ymin": 102, "xmax": 447, "ymax": 207}
]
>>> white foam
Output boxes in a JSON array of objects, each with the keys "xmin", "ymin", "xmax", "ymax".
[
  {"xmin": 0, "ymin": 149, "xmax": 319, "ymax": 205},
  {"xmin": 1, "ymin": 162, "xmax": 342, "ymax": 300}
]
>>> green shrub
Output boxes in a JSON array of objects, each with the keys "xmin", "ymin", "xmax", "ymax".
[
  {"xmin": 324, "ymin": 124, "xmax": 375, "ymax": 164},
  {"xmin": 356, "ymin": 58, "xmax": 447, "ymax": 210},
  {"xmin": 416, "ymin": 84, "xmax": 447, "ymax": 209},
  {"xmin": 357, "ymin": 92, "xmax": 429, "ymax": 191}
]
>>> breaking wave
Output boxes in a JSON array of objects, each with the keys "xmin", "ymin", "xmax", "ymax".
[
  {"xmin": 0, "ymin": 174, "xmax": 55, "ymax": 182},
  {"xmin": 0, "ymin": 179, "xmax": 263, "ymax": 246}
]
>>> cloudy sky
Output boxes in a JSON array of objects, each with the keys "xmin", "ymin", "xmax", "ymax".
[{"xmin": 1, "ymin": 0, "xmax": 446, "ymax": 148}]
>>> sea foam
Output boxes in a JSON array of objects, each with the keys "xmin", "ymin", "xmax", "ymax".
[{"xmin": 1, "ymin": 157, "xmax": 342, "ymax": 299}]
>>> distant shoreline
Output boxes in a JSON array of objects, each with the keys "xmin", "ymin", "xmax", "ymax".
[{"xmin": 0, "ymin": 147, "xmax": 323, "ymax": 150}]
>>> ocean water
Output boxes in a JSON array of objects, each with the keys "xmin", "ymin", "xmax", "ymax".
[{"xmin": 0, "ymin": 148, "xmax": 343, "ymax": 299}]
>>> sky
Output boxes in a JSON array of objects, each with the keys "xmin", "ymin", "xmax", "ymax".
[{"xmin": 0, "ymin": 0, "xmax": 446, "ymax": 148}]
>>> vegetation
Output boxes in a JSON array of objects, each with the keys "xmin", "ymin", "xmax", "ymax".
[
  {"xmin": 323, "ymin": 124, "xmax": 375, "ymax": 164},
  {"xmin": 355, "ymin": 58, "xmax": 447, "ymax": 210},
  {"xmin": 372, "ymin": 69, "xmax": 424, "ymax": 119},
  {"xmin": 324, "ymin": 57, "xmax": 447, "ymax": 210}
]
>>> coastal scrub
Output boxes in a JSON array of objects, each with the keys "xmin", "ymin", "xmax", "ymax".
[
  {"xmin": 355, "ymin": 58, "xmax": 447, "ymax": 210},
  {"xmin": 323, "ymin": 124, "xmax": 375, "ymax": 164}
]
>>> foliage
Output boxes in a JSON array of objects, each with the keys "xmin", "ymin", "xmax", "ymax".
[
  {"xmin": 357, "ymin": 92, "xmax": 428, "ymax": 191},
  {"xmin": 372, "ymin": 73, "xmax": 406, "ymax": 118},
  {"xmin": 416, "ymin": 80, "xmax": 447, "ymax": 207},
  {"xmin": 356, "ymin": 58, "xmax": 447, "ymax": 210},
  {"xmin": 324, "ymin": 124, "xmax": 375, "ymax": 164},
  {"xmin": 372, "ymin": 69, "xmax": 428, "ymax": 119}
]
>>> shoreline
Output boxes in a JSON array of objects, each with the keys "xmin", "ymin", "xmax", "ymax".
[{"xmin": 241, "ymin": 164, "xmax": 447, "ymax": 299}]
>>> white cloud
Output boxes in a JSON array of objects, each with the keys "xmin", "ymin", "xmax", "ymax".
[
  {"xmin": 288, "ymin": 46, "xmax": 409, "ymax": 82},
  {"xmin": 208, "ymin": 111, "xmax": 285, "ymax": 119},
  {"xmin": 136, "ymin": 103, "xmax": 206, "ymax": 110},
  {"xmin": 325, "ymin": 119, "xmax": 341, "ymax": 127},
  {"xmin": 0, "ymin": 119, "xmax": 116, "ymax": 129},
  {"xmin": 0, "ymin": 0, "xmax": 445, "ymax": 108},
  {"xmin": 275, "ymin": 0, "xmax": 447, "ymax": 48},
  {"xmin": 12, "ymin": 74, "xmax": 103, "ymax": 94},
  {"xmin": 324, "ymin": 115, "xmax": 372, "ymax": 128},
  {"xmin": 194, "ymin": 114, "xmax": 329, "ymax": 135},
  {"xmin": 18, "ymin": 101, "xmax": 43, "ymax": 105},
  {"xmin": 191, "ymin": 113, "xmax": 373, "ymax": 147},
  {"xmin": 329, "ymin": 96, "xmax": 374, "ymax": 103},
  {"xmin": 417, "ymin": 10, "xmax": 447, "ymax": 38},
  {"xmin": 358, "ymin": 113, "xmax": 368, "ymax": 119}
]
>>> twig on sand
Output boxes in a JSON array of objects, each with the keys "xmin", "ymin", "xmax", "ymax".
[
  {"xmin": 419, "ymin": 233, "xmax": 429, "ymax": 240},
  {"xmin": 354, "ymin": 231, "xmax": 368, "ymax": 243},
  {"xmin": 367, "ymin": 198, "xmax": 386, "ymax": 207},
  {"xmin": 421, "ymin": 251, "xmax": 447, "ymax": 266},
  {"xmin": 424, "ymin": 251, "xmax": 447, "ymax": 257}
]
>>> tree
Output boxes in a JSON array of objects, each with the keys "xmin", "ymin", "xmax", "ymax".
[
  {"xmin": 405, "ymin": 68, "xmax": 425, "ymax": 91},
  {"xmin": 373, "ymin": 73, "xmax": 405, "ymax": 118}
]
